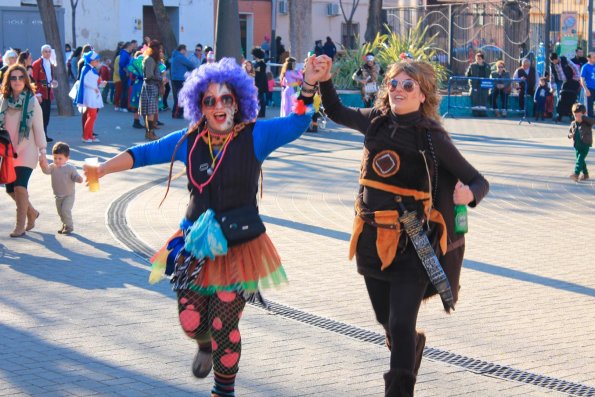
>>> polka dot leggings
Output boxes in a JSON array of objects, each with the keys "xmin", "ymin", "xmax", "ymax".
[{"xmin": 177, "ymin": 290, "xmax": 246, "ymax": 375}]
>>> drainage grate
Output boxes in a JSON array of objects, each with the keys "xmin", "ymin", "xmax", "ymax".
[
  {"xmin": 108, "ymin": 181, "xmax": 595, "ymax": 397},
  {"xmin": 106, "ymin": 178, "xmax": 166, "ymax": 260}
]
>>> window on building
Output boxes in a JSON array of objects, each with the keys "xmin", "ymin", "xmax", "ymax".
[{"xmin": 341, "ymin": 22, "xmax": 359, "ymax": 49}]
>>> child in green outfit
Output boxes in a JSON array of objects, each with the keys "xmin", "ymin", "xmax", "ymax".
[{"xmin": 568, "ymin": 103, "xmax": 594, "ymax": 181}]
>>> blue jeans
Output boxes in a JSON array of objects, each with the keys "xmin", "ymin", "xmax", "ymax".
[{"xmin": 587, "ymin": 87, "xmax": 595, "ymax": 118}]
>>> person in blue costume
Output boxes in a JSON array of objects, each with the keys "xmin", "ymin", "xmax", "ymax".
[
  {"xmin": 127, "ymin": 52, "xmax": 145, "ymax": 129},
  {"xmin": 83, "ymin": 56, "xmax": 325, "ymax": 397}
]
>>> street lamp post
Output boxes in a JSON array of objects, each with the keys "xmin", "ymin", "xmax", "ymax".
[
  {"xmin": 544, "ymin": 0, "xmax": 551, "ymax": 69},
  {"xmin": 214, "ymin": 0, "xmax": 242, "ymax": 63},
  {"xmin": 271, "ymin": 0, "xmax": 277, "ymax": 65},
  {"xmin": 589, "ymin": 0, "xmax": 594, "ymax": 52}
]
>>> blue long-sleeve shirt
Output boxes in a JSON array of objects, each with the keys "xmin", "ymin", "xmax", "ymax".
[
  {"xmin": 128, "ymin": 112, "xmax": 312, "ymax": 168},
  {"xmin": 170, "ymin": 50, "xmax": 195, "ymax": 81},
  {"xmin": 119, "ymin": 49, "xmax": 131, "ymax": 78}
]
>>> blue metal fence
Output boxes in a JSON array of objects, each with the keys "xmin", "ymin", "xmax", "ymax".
[{"xmin": 442, "ymin": 76, "xmax": 533, "ymax": 124}]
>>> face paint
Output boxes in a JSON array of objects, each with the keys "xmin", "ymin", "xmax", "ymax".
[{"xmin": 202, "ymin": 83, "xmax": 236, "ymax": 134}]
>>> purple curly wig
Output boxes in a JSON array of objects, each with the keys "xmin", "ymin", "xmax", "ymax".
[{"xmin": 178, "ymin": 57, "xmax": 259, "ymax": 125}]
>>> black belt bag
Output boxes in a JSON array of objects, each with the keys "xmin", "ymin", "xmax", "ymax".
[{"xmin": 216, "ymin": 206, "xmax": 266, "ymax": 246}]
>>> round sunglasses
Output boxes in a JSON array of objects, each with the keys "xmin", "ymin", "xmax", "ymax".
[
  {"xmin": 202, "ymin": 94, "xmax": 235, "ymax": 108},
  {"xmin": 9, "ymin": 75, "xmax": 26, "ymax": 81},
  {"xmin": 388, "ymin": 79, "xmax": 417, "ymax": 93}
]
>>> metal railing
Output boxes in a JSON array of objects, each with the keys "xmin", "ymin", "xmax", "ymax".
[{"xmin": 442, "ymin": 76, "xmax": 533, "ymax": 124}]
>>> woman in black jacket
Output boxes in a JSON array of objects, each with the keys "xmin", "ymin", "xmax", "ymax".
[{"xmin": 315, "ymin": 55, "xmax": 489, "ymax": 396}]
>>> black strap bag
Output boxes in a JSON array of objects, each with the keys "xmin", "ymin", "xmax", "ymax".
[{"xmin": 216, "ymin": 205, "xmax": 266, "ymax": 247}]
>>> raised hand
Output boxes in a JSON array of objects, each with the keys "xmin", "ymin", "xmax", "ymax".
[{"xmin": 315, "ymin": 55, "xmax": 333, "ymax": 82}]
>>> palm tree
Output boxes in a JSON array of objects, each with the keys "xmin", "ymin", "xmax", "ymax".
[{"xmin": 331, "ymin": 21, "xmax": 448, "ymax": 90}]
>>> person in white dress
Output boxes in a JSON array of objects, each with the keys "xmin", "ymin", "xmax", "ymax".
[{"xmin": 75, "ymin": 51, "xmax": 104, "ymax": 143}]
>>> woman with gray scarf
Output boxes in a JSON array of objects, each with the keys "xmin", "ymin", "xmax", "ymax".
[{"xmin": 0, "ymin": 64, "xmax": 46, "ymax": 237}]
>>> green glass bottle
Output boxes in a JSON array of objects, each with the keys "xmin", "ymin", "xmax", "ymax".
[{"xmin": 454, "ymin": 204, "xmax": 468, "ymax": 234}]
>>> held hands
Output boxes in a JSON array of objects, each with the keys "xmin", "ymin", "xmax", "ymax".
[
  {"xmin": 315, "ymin": 55, "xmax": 333, "ymax": 82},
  {"xmin": 38, "ymin": 152, "xmax": 48, "ymax": 167},
  {"xmin": 453, "ymin": 181, "xmax": 474, "ymax": 206},
  {"xmin": 303, "ymin": 55, "xmax": 333, "ymax": 84}
]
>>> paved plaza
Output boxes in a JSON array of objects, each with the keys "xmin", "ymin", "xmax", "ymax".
[{"xmin": 1, "ymin": 104, "xmax": 594, "ymax": 396}]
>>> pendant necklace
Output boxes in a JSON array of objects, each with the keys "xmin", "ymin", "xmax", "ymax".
[{"xmin": 207, "ymin": 129, "xmax": 233, "ymax": 175}]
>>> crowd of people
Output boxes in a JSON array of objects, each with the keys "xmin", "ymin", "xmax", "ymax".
[
  {"xmin": 464, "ymin": 47, "xmax": 595, "ymax": 124},
  {"xmin": 3, "ymin": 32, "xmax": 593, "ymax": 397}
]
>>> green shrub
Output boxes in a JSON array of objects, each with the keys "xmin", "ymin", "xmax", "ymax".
[{"xmin": 331, "ymin": 21, "xmax": 449, "ymax": 90}]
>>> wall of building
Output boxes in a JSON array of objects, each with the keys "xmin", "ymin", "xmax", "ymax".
[
  {"xmin": 239, "ymin": 0, "xmax": 271, "ymax": 50},
  {"xmin": 0, "ymin": 0, "xmax": 215, "ymax": 54},
  {"xmin": 0, "ymin": 5, "xmax": 64, "ymax": 58},
  {"xmin": 275, "ymin": 0, "xmax": 370, "ymax": 56}
]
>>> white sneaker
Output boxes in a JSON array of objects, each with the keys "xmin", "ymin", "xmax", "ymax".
[
  {"xmin": 92, "ymin": 138, "xmax": 100, "ymax": 143},
  {"xmin": 114, "ymin": 107, "xmax": 120, "ymax": 111},
  {"xmin": 82, "ymin": 138, "xmax": 93, "ymax": 143},
  {"xmin": 120, "ymin": 108, "xmax": 128, "ymax": 113}
]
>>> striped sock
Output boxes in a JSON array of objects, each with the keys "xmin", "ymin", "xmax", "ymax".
[{"xmin": 211, "ymin": 372, "xmax": 236, "ymax": 397}]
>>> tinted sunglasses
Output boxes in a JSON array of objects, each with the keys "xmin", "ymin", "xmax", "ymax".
[
  {"xmin": 388, "ymin": 79, "xmax": 417, "ymax": 92},
  {"xmin": 202, "ymin": 94, "xmax": 235, "ymax": 108},
  {"xmin": 9, "ymin": 75, "xmax": 26, "ymax": 81}
]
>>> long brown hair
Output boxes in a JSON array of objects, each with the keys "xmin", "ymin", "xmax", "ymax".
[
  {"xmin": 144, "ymin": 40, "xmax": 162, "ymax": 62},
  {"xmin": 279, "ymin": 56, "xmax": 295, "ymax": 84},
  {"xmin": 374, "ymin": 61, "xmax": 441, "ymax": 123},
  {"xmin": 1, "ymin": 64, "xmax": 36, "ymax": 98}
]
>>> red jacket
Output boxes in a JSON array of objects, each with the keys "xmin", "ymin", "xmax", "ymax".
[
  {"xmin": 99, "ymin": 65, "xmax": 111, "ymax": 82},
  {"xmin": 31, "ymin": 57, "xmax": 55, "ymax": 101}
]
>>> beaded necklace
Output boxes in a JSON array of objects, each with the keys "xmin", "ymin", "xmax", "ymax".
[{"xmin": 187, "ymin": 123, "xmax": 245, "ymax": 193}]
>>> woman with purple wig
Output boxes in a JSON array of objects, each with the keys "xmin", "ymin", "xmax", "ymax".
[{"xmin": 83, "ymin": 56, "xmax": 325, "ymax": 396}]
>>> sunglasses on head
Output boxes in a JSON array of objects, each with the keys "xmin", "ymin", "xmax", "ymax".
[
  {"xmin": 388, "ymin": 79, "xmax": 417, "ymax": 92},
  {"xmin": 9, "ymin": 75, "xmax": 26, "ymax": 81},
  {"xmin": 202, "ymin": 94, "xmax": 235, "ymax": 108}
]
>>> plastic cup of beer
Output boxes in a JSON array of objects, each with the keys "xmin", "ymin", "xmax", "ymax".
[{"xmin": 85, "ymin": 157, "xmax": 100, "ymax": 192}]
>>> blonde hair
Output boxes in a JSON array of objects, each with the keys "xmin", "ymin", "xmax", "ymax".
[
  {"xmin": 495, "ymin": 60, "xmax": 505, "ymax": 69},
  {"xmin": 374, "ymin": 61, "xmax": 441, "ymax": 122}
]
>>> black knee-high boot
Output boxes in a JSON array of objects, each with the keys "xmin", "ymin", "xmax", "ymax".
[{"xmin": 384, "ymin": 369, "xmax": 416, "ymax": 397}]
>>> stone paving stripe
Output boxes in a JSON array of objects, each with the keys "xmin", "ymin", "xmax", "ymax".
[{"xmin": 107, "ymin": 178, "xmax": 595, "ymax": 397}]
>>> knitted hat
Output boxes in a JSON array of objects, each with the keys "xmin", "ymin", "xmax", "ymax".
[{"xmin": 83, "ymin": 50, "xmax": 100, "ymax": 64}]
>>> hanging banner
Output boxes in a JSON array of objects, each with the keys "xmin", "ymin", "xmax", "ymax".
[{"xmin": 560, "ymin": 12, "xmax": 578, "ymax": 59}]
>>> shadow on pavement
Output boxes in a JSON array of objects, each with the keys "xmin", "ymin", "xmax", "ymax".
[
  {"xmin": 0, "ymin": 234, "xmax": 172, "ymax": 297},
  {"xmin": 0, "ymin": 323, "xmax": 207, "ymax": 396},
  {"xmin": 465, "ymin": 259, "xmax": 595, "ymax": 297}
]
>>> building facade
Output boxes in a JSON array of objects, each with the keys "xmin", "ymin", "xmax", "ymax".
[{"xmin": 0, "ymin": 0, "xmax": 215, "ymax": 57}]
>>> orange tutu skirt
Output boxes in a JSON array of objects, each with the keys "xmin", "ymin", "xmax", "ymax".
[{"xmin": 185, "ymin": 233, "xmax": 287, "ymax": 295}]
